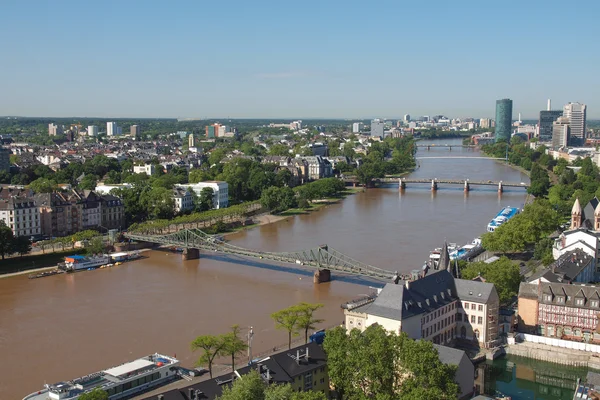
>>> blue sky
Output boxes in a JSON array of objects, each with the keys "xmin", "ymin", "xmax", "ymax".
[{"xmin": 1, "ymin": 0, "xmax": 599, "ymax": 119}]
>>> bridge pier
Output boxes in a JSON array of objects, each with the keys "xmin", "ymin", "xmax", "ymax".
[
  {"xmin": 314, "ymin": 269, "xmax": 331, "ymax": 284},
  {"xmin": 399, "ymin": 178, "xmax": 406, "ymax": 191},
  {"xmin": 464, "ymin": 180, "xmax": 470, "ymax": 193},
  {"xmin": 431, "ymin": 179, "xmax": 438, "ymax": 192},
  {"xmin": 182, "ymin": 248, "xmax": 200, "ymax": 261},
  {"xmin": 427, "ymin": 145, "xmax": 430, "ymax": 151},
  {"xmin": 498, "ymin": 181, "xmax": 503, "ymax": 194}
]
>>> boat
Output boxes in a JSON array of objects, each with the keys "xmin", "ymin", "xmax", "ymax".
[
  {"xmin": 428, "ymin": 243, "xmax": 458, "ymax": 269},
  {"xmin": 449, "ymin": 238, "xmax": 483, "ymax": 261},
  {"xmin": 28, "ymin": 269, "xmax": 65, "ymax": 279},
  {"xmin": 486, "ymin": 206, "xmax": 520, "ymax": 232},
  {"xmin": 23, "ymin": 353, "xmax": 180, "ymax": 400},
  {"xmin": 61, "ymin": 254, "xmax": 111, "ymax": 272}
]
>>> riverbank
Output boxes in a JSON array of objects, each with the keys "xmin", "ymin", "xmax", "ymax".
[
  {"xmin": 505, "ymin": 341, "xmax": 600, "ymax": 370},
  {"xmin": 221, "ymin": 188, "xmax": 364, "ymax": 238}
]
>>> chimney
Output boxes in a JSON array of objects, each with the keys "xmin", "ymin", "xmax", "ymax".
[
  {"xmin": 296, "ymin": 350, "xmax": 300, "ymax": 364},
  {"xmin": 189, "ymin": 388, "xmax": 195, "ymax": 399},
  {"xmin": 266, "ymin": 368, "xmax": 270, "ymax": 381},
  {"xmin": 306, "ymin": 347, "xmax": 310, "ymax": 360}
]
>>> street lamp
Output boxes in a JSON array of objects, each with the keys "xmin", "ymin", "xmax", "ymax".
[{"xmin": 247, "ymin": 326, "xmax": 254, "ymax": 365}]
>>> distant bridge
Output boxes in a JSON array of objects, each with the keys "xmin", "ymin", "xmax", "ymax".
[
  {"xmin": 416, "ymin": 156, "xmax": 506, "ymax": 160},
  {"xmin": 416, "ymin": 144, "xmax": 476, "ymax": 150},
  {"xmin": 124, "ymin": 229, "xmax": 399, "ymax": 282},
  {"xmin": 343, "ymin": 177, "xmax": 529, "ymax": 192}
]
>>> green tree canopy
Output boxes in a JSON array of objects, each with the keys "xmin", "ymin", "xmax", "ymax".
[
  {"xmin": 78, "ymin": 388, "xmax": 108, "ymax": 400},
  {"xmin": 0, "ymin": 221, "xmax": 14, "ymax": 259},
  {"xmin": 460, "ymin": 256, "xmax": 521, "ymax": 304},
  {"xmin": 323, "ymin": 325, "xmax": 458, "ymax": 400},
  {"xmin": 217, "ymin": 370, "xmax": 326, "ymax": 400}
]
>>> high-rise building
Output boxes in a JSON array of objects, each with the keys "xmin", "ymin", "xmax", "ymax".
[
  {"xmin": 494, "ymin": 99, "xmax": 513, "ymax": 142},
  {"xmin": 370, "ymin": 119, "xmax": 384, "ymax": 138},
  {"xmin": 403, "ymin": 114, "xmax": 411, "ymax": 122},
  {"xmin": 0, "ymin": 148, "xmax": 10, "ymax": 172},
  {"xmin": 552, "ymin": 116, "xmax": 570, "ymax": 149},
  {"xmin": 188, "ymin": 134, "xmax": 195, "ymax": 148},
  {"xmin": 480, "ymin": 118, "xmax": 491, "ymax": 129},
  {"xmin": 352, "ymin": 122, "xmax": 361, "ymax": 133},
  {"xmin": 538, "ymin": 110, "xmax": 562, "ymax": 141},
  {"xmin": 107, "ymin": 122, "xmax": 121, "ymax": 136},
  {"xmin": 130, "ymin": 125, "xmax": 140, "ymax": 137},
  {"xmin": 205, "ymin": 123, "xmax": 221, "ymax": 138},
  {"xmin": 48, "ymin": 123, "xmax": 63, "ymax": 136},
  {"xmin": 563, "ymin": 102, "xmax": 587, "ymax": 144},
  {"xmin": 87, "ymin": 125, "xmax": 98, "ymax": 137}
]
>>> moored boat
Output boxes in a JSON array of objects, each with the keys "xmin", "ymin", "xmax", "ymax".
[
  {"xmin": 23, "ymin": 353, "xmax": 180, "ymax": 400},
  {"xmin": 486, "ymin": 206, "xmax": 520, "ymax": 232}
]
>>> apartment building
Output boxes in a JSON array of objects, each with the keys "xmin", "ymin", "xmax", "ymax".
[
  {"xmin": 175, "ymin": 181, "xmax": 228, "ymax": 209},
  {"xmin": 344, "ymin": 270, "xmax": 500, "ymax": 348},
  {"xmin": 518, "ymin": 281, "xmax": 600, "ymax": 343},
  {"xmin": 0, "ymin": 196, "xmax": 41, "ymax": 238},
  {"xmin": 172, "ymin": 187, "xmax": 194, "ymax": 213},
  {"xmin": 35, "ymin": 192, "xmax": 83, "ymax": 237},
  {"xmin": 100, "ymin": 194, "xmax": 125, "ymax": 230}
]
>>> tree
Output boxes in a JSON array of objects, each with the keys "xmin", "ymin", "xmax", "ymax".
[
  {"xmin": 460, "ymin": 257, "xmax": 522, "ymax": 304},
  {"xmin": 268, "ymin": 144, "xmax": 291, "ymax": 156},
  {"xmin": 28, "ymin": 177, "xmax": 56, "ymax": 193},
  {"xmin": 0, "ymin": 221, "xmax": 14, "ymax": 259},
  {"xmin": 197, "ymin": 187, "xmax": 215, "ymax": 211},
  {"xmin": 77, "ymin": 388, "xmax": 108, "ymax": 400},
  {"xmin": 191, "ymin": 334, "xmax": 227, "ymax": 378},
  {"xmin": 218, "ymin": 370, "xmax": 326, "ymax": 400},
  {"xmin": 323, "ymin": 325, "xmax": 458, "ymax": 400},
  {"xmin": 86, "ymin": 237, "xmax": 105, "ymax": 255},
  {"xmin": 222, "ymin": 325, "xmax": 247, "ymax": 372},
  {"xmin": 271, "ymin": 305, "xmax": 301, "ymax": 349},
  {"xmin": 295, "ymin": 302, "xmax": 324, "ymax": 343},
  {"xmin": 12, "ymin": 236, "xmax": 32, "ymax": 257}
]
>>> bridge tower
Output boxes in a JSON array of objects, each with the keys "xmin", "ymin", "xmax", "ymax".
[
  {"xmin": 498, "ymin": 181, "xmax": 503, "ymax": 194},
  {"xmin": 182, "ymin": 248, "xmax": 200, "ymax": 260},
  {"xmin": 464, "ymin": 180, "xmax": 470, "ymax": 193},
  {"xmin": 427, "ymin": 145, "xmax": 430, "ymax": 151},
  {"xmin": 431, "ymin": 179, "xmax": 438, "ymax": 192}
]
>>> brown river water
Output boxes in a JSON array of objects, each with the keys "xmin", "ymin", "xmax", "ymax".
[{"xmin": 0, "ymin": 139, "xmax": 529, "ymax": 399}]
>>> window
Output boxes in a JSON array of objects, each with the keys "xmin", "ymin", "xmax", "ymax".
[
  {"xmin": 478, "ymin": 305, "xmax": 483, "ymax": 311},
  {"xmin": 544, "ymin": 294, "xmax": 552, "ymax": 302},
  {"xmin": 576, "ymin": 298, "xmax": 585, "ymax": 306},
  {"xmin": 478, "ymin": 316, "xmax": 483, "ymax": 324},
  {"xmin": 471, "ymin": 315, "xmax": 476, "ymax": 323},
  {"xmin": 557, "ymin": 296, "xmax": 565, "ymax": 304},
  {"xmin": 592, "ymin": 301, "xmax": 599, "ymax": 308},
  {"xmin": 320, "ymin": 378, "xmax": 325, "ymax": 384},
  {"xmin": 471, "ymin": 303, "xmax": 476, "ymax": 310},
  {"xmin": 457, "ymin": 313, "xmax": 462, "ymax": 321},
  {"xmin": 464, "ymin": 302, "xmax": 469, "ymax": 309}
]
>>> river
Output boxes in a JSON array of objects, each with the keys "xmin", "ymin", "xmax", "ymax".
[{"xmin": 0, "ymin": 138, "xmax": 533, "ymax": 399}]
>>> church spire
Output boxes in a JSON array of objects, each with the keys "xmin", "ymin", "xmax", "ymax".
[
  {"xmin": 571, "ymin": 198, "xmax": 582, "ymax": 230},
  {"xmin": 439, "ymin": 241, "xmax": 450, "ymax": 273}
]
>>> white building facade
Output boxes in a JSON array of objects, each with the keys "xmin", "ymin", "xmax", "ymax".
[
  {"xmin": 0, "ymin": 197, "xmax": 41, "ymax": 238},
  {"xmin": 106, "ymin": 122, "xmax": 122, "ymax": 137},
  {"xmin": 88, "ymin": 125, "xmax": 98, "ymax": 136},
  {"xmin": 175, "ymin": 181, "xmax": 229, "ymax": 209},
  {"xmin": 133, "ymin": 164, "xmax": 156, "ymax": 175}
]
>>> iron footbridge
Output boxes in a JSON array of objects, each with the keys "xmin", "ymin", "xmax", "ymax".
[{"xmin": 124, "ymin": 229, "xmax": 396, "ymax": 281}]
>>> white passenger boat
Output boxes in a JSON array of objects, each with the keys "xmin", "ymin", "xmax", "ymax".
[{"xmin": 23, "ymin": 353, "xmax": 180, "ymax": 400}]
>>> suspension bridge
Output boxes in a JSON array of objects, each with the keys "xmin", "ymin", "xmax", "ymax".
[{"xmin": 124, "ymin": 229, "xmax": 399, "ymax": 282}]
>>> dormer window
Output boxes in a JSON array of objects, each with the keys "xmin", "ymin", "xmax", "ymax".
[
  {"xmin": 557, "ymin": 296, "xmax": 565, "ymax": 304},
  {"xmin": 433, "ymin": 295, "xmax": 438, "ymax": 303},
  {"xmin": 440, "ymin": 292, "xmax": 445, "ymax": 300},
  {"xmin": 543, "ymin": 294, "xmax": 552, "ymax": 302},
  {"xmin": 592, "ymin": 300, "xmax": 599, "ymax": 308},
  {"xmin": 576, "ymin": 298, "xmax": 585, "ymax": 306}
]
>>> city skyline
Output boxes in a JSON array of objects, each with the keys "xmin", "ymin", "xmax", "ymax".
[{"xmin": 1, "ymin": 1, "xmax": 599, "ymax": 119}]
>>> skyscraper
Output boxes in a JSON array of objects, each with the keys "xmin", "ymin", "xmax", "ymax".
[
  {"xmin": 494, "ymin": 99, "xmax": 513, "ymax": 142},
  {"xmin": 48, "ymin": 123, "xmax": 63, "ymax": 136},
  {"xmin": 188, "ymin": 134, "xmax": 195, "ymax": 148},
  {"xmin": 107, "ymin": 122, "xmax": 121, "ymax": 136},
  {"xmin": 88, "ymin": 125, "xmax": 98, "ymax": 136},
  {"xmin": 370, "ymin": 119, "xmax": 384, "ymax": 138},
  {"xmin": 130, "ymin": 125, "xmax": 140, "ymax": 137},
  {"xmin": 552, "ymin": 116, "xmax": 570, "ymax": 149},
  {"xmin": 563, "ymin": 102, "xmax": 587, "ymax": 145},
  {"xmin": 539, "ymin": 110, "xmax": 562, "ymax": 141},
  {"xmin": 403, "ymin": 114, "xmax": 411, "ymax": 122}
]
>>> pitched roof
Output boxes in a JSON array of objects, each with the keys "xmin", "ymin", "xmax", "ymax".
[
  {"xmin": 518, "ymin": 282, "xmax": 539, "ymax": 299},
  {"xmin": 538, "ymin": 282, "xmax": 600, "ymax": 309},
  {"xmin": 432, "ymin": 344, "xmax": 470, "ymax": 367},
  {"xmin": 454, "ymin": 279, "xmax": 496, "ymax": 303}
]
